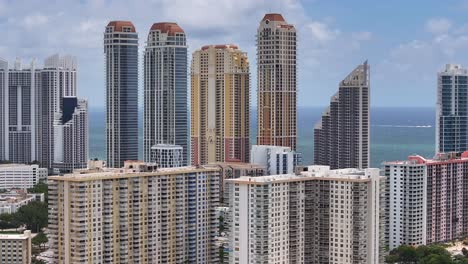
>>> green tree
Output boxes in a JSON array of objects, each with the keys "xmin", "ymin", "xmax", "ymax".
[
  {"xmin": 0, "ymin": 213, "xmax": 21, "ymax": 231},
  {"xmin": 27, "ymin": 182, "xmax": 48, "ymax": 202},
  {"xmin": 32, "ymin": 232, "xmax": 48, "ymax": 250},
  {"xmin": 15, "ymin": 201, "xmax": 48, "ymax": 233}
]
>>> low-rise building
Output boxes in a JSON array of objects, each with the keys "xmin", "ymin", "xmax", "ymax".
[
  {"xmin": 0, "ymin": 230, "xmax": 32, "ymax": 264},
  {"xmin": 0, "ymin": 164, "xmax": 47, "ymax": 190},
  {"xmin": 0, "ymin": 191, "xmax": 45, "ymax": 214}
]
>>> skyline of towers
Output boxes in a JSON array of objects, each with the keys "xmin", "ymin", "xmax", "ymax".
[
  {"xmin": 143, "ymin": 22, "xmax": 189, "ymax": 166},
  {"xmin": 191, "ymin": 44, "xmax": 250, "ymax": 165},
  {"xmin": 314, "ymin": 61, "xmax": 370, "ymax": 169},
  {"xmin": 256, "ymin": 13, "xmax": 298, "ymax": 151},
  {"xmin": 436, "ymin": 64, "xmax": 468, "ymax": 153},
  {"xmin": 104, "ymin": 21, "xmax": 139, "ymax": 168},
  {"xmin": 0, "ymin": 55, "xmax": 88, "ymax": 172}
]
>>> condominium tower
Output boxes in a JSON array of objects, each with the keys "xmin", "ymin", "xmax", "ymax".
[
  {"xmin": 104, "ymin": 21, "xmax": 139, "ymax": 168},
  {"xmin": 314, "ymin": 61, "xmax": 370, "ymax": 169},
  {"xmin": 227, "ymin": 165, "xmax": 384, "ymax": 264},
  {"xmin": 191, "ymin": 44, "xmax": 250, "ymax": 165},
  {"xmin": 144, "ymin": 22, "xmax": 189, "ymax": 166},
  {"xmin": 0, "ymin": 58, "xmax": 40, "ymax": 164},
  {"xmin": 436, "ymin": 64, "xmax": 468, "ymax": 153},
  {"xmin": 256, "ymin": 13, "xmax": 297, "ymax": 150},
  {"xmin": 48, "ymin": 164, "xmax": 221, "ymax": 263},
  {"xmin": 383, "ymin": 158, "xmax": 426, "ymax": 249},
  {"xmin": 53, "ymin": 97, "xmax": 88, "ymax": 173}
]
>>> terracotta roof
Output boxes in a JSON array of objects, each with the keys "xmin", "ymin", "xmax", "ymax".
[
  {"xmin": 106, "ymin": 21, "xmax": 136, "ymax": 32},
  {"xmin": 201, "ymin": 44, "xmax": 238, "ymax": 51},
  {"xmin": 262, "ymin": 13, "xmax": 286, "ymax": 22},
  {"xmin": 150, "ymin": 22, "xmax": 184, "ymax": 36}
]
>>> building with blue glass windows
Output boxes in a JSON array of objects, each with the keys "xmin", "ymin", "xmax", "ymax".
[
  {"xmin": 437, "ymin": 64, "xmax": 468, "ymax": 153},
  {"xmin": 143, "ymin": 22, "xmax": 189, "ymax": 166},
  {"xmin": 104, "ymin": 21, "xmax": 139, "ymax": 168}
]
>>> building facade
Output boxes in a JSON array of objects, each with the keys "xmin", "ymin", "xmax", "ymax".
[
  {"xmin": 383, "ymin": 159, "xmax": 427, "ymax": 249},
  {"xmin": 0, "ymin": 164, "xmax": 47, "ymax": 190},
  {"xmin": 144, "ymin": 22, "xmax": 189, "ymax": 166},
  {"xmin": 227, "ymin": 165, "xmax": 384, "ymax": 264},
  {"xmin": 314, "ymin": 61, "xmax": 370, "ymax": 169},
  {"xmin": 250, "ymin": 145, "xmax": 295, "ymax": 175},
  {"xmin": 0, "ymin": 230, "xmax": 32, "ymax": 264},
  {"xmin": 39, "ymin": 54, "xmax": 78, "ymax": 170},
  {"xmin": 150, "ymin": 144, "xmax": 183, "ymax": 168},
  {"xmin": 256, "ymin": 13, "xmax": 297, "ymax": 150},
  {"xmin": 0, "ymin": 58, "xmax": 40, "ymax": 164},
  {"xmin": 436, "ymin": 64, "xmax": 468, "ymax": 153},
  {"xmin": 48, "ymin": 166, "xmax": 221, "ymax": 263},
  {"xmin": 53, "ymin": 97, "xmax": 88, "ymax": 173},
  {"xmin": 191, "ymin": 44, "xmax": 250, "ymax": 165},
  {"xmin": 104, "ymin": 21, "xmax": 139, "ymax": 168}
]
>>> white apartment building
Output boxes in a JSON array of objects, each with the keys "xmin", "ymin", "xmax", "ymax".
[
  {"xmin": 0, "ymin": 164, "xmax": 47, "ymax": 190},
  {"xmin": 0, "ymin": 230, "xmax": 32, "ymax": 264},
  {"xmin": 150, "ymin": 144, "xmax": 183, "ymax": 168},
  {"xmin": 250, "ymin": 145, "xmax": 295, "ymax": 175},
  {"xmin": 48, "ymin": 165, "xmax": 221, "ymax": 263},
  {"xmin": 0, "ymin": 192, "xmax": 45, "ymax": 214},
  {"xmin": 383, "ymin": 159, "xmax": 426, "ymax": 249},
  {"xmin": 227, "ymin": 165, "xmax": 384, "ymax": 264}
]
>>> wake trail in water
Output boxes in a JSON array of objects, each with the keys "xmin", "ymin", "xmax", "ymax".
[{"xmin": 372, "ymin": 125, "xmax": 432, "ymax": 128}]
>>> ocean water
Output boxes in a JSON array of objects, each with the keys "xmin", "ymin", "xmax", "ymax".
[{"xmin": 89, "ymin": 107, "xmax": 435, "ymax": 168}]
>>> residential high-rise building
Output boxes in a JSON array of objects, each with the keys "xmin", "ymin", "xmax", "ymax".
[
  {"xmin": 227, "ymin": 165, "xmax": 384, "ymax": 264},
  {"xmin": 314, "ymin": 61, "xmax": 370, "ymax": 169},
  {"xmin": 0, "ymin": 55, "xmax": 87, "ymax": 172},
  {"xmin": 384, "ymin": 152, "xmax": 468, "ymax": 246},
  {"xmin": 150, "ymin": 144, "xmax": 183, "ymax": 168},
  {"xmin": 39, "ymin": 54, "xmax": 78, "ymax": 170},
  {"xmin": 144, "ymin": 22, "xmax": 189, "ymax": 166},
  {"xmin": 53, "ymin": 97, "xmax": 88, "ymax": 173},
  {"xmin": 436, "ymin": 64, "xmax": 468, "ymax": 153},
  {"xmin": 0, "ymin": 164, "xmax": 47, "ymax": 190},
  {"xmin": 191, "ymin": 44, "xmax": 250, "ymax": 165},
  {"xmin": 256, "ymin": 13, "xmax": 297, "ymax": 150},
  {"xmin": 250, "ymin": 145, "xmax": 295, "ymax": 175},
  {"xmin": 0, "ymin": 58, "xmax": 40, "ymax": 164},
  {"xmin": 0, "ymin": 230, "xmax": 32, "ymax": 264},
  {"xmin": 104, "ymin": 21, "xmax": 139, "ymax": 168},
  {"xmin": 383, "ymin": 158, "xmax": 427, "ymax": 249},
  {"xmin": 48, "ymin": 164, "xmax": 221, "ymax": 263}
]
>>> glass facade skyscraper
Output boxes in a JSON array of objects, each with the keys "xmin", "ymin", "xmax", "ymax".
[
  {"xmin": 104, "ymin": 21, "xmax": 139, "ymax": 168},
  {"xmin": 437, "ymin": 64, "xmax": 468, "ymax": 153},
  {"xmin": 143, "ymin": 22, "xmax": 189, "ymax": 166}
]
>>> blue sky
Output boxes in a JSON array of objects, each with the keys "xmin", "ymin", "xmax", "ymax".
[{"xmin": 2, "ymin": 0, "xmax": 468, "ymax": 108}]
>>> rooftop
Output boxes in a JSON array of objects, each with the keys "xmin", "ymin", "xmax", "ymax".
[
  {"xmin": 48, "ymin": 165, "xmax": 219, "ymax": 182},
  {"xmin": 201, "ymin": 44, "xmax": 238, "ymax": 51},
  {"xmin": 106, "ymin": 21, "xmax": 136, "ymax": 32},
  {"xmin": 0, "ymin": 230, "xmax": 31, "ymax": 240},
  {"xmin": 150, "ymin": 22, "xmax": 184, "ymax": 35},
  {"xmin": 262, "ymin": 13, "xmax": 286, "ymax": 22}
]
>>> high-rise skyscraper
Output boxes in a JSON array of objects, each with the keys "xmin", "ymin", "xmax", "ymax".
[
  {"xmin": 40, "ymin": 54, "xmax": 79, "ymax": 170},
  {"xmin": 53, "ymin": 97, "xmax": 88, "ymax": 173},
  {"xmin": 227, "ymin": 165, "xmax": 384, "ymax": 264},
  {"xmin": 250, "ymin": 145, "xmax": 295, "ymax": 175},
  {"xmin": 0, "ymin": 58, "xmax": 40, "ymax": 164},
  {"xmin": 104, "ymin": 21, "xmax": 139, "ymax": 168},
  {"xmin": 144, "ymin": 22, "xmax": 189, "ymax": 166},
  {"xmin": 0, "ymin": 55, "xmax": 87, "ymax": 172},
  {"xmin": 191, "ymin": 44, "xmax": 250, "ymax": 165},
  {"xmin": 314, "ymin": 61, "xmax": 370, "ymax": 169},
  {"xmin": 256, "ymin": 13, "xmax": 297, "ymax": 150},
  {"xmin": 48, "ymin": 163, "xmax": 221, "ymax": 263},
  {"xmin": 436, "ymin": 64, "xmax": 468, "ymax": 153}
]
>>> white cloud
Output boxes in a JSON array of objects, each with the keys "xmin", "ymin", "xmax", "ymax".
[
  {"xmin": 425, "ymin": 18, "xmax": 452, "ymax": 35},
  {"xmin": 352, "ymin": 31, "xmax": 372, "ymax": 41},
  {"xmin": 307, "ymin": 21, "xmax": 340, "ymax": 42},
  {"xmin": 21, "ymin": 13, "xmax": 49, "ymax": 29}
]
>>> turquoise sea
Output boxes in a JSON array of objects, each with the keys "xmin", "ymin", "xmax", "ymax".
[{"xmin": 89, "ymin": 107, "xmax": 435, "ymax": 168}]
